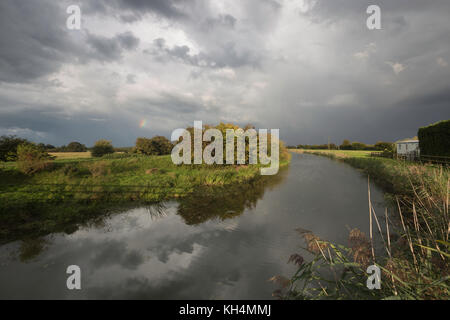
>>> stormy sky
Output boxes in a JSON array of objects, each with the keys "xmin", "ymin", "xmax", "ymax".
[{"xmin": 0, "ymin": 0, "xmax": 449, "ymax": 147}]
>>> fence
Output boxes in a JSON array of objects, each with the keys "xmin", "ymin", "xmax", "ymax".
[
  {"xmin": 418, "ymin": 154, "xmax": 450, "ymax": 166},
  {"xmin": 397, "ymin": 151, "xmax": 420, "ymax": 162},
  {"xmin": 370, "ymin": 151, "xmax": 394, "ymax": 159},
  {"xmin": 370, "ymin": 151, "xmax": 449, "ymax": 166}
]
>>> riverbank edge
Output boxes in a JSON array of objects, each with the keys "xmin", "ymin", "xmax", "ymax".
[
  {"xmin": 290, "ymin": 149, "xmax": 417, "ymax": 195},
  {"xmin": 0, "ymin": 154, "xmax": 291, "ymax": 243}
]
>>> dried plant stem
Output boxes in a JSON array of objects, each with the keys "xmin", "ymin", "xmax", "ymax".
[
  {"xmin": 396, "ymin": 196, "xmax": 418, "ymax": 272},
  {"xmin": 368, "ymin": 176, "xmax": 375, "ymax": 263}
]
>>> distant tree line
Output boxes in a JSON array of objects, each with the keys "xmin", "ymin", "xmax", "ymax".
[
  {"xmin": 0, "ymin": 135, "xmax": 175, "ymax": 162},
  {"xmin": 294, "ymin": 140, "xmax": 394, "ymax": 152}
]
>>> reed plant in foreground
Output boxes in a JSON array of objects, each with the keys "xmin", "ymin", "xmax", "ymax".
[{"xmin": 274, "ymin": 163, "xmax": 449, "ymax": 300}]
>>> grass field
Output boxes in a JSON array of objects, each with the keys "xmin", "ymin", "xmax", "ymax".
[
  {"xmin": 49, "ymin": 152, "xmax": 92, "ymax": 159},
  {"xmin": 289, "ymin": 149, "xmax": 372, "ymax": 158}
]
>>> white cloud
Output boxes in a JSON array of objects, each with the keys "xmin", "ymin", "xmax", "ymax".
[
  {"xmin": 353, "ymin": 43, "xmax": 376, "ymax": 60},
  {"xmin": 387, "ymin": 62, "xmax": 406, "ymax": 75}
]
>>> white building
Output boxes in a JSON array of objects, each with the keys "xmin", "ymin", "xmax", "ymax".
[{"xmin": 396, "ymin": 139, "xmax": 420, "ymax": 158}]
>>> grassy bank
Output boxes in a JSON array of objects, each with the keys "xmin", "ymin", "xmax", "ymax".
[
  {"xmin": 282, "ymin": 149, "xmax": 449, "ymax": 300},
  {"xmin": 0, "ymin": 152, "xmax": 290, "ymax": 242},
  {"xmin": 290, "ymin": 149, "xmax": 373, "ymax": 158}
]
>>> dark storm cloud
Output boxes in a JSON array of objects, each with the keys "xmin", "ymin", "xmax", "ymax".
[
  {"xmin": 0, "ymin": 1, "xmax": 78, "ymax": 83},
  {"xmin": 116, "ymin": 32, "xmax": 140, "ymax": 50},
  {"xmin": 148, "ymin": 38, "xmax": 262, "ymax": 69},
  {"xmin": 116, "ymin": 0, "xmax": 185, "ymax": 18},
  {"xmin": 126, "ymin": 92, "xmax": 205, "ymax": 116},
  {"xmin": 81, "ymin": 0, "xmax": 186, "ymax": 22},
  {"xmin": 302, "ymin": 0, "xmax": 450, "ymax": 20},
  {"xmin": 86, "ymin": 31, "xmax": 140, "ymax": 61},
  {"xmin": 82, "ymin": 0, "xmax": 275, "ymax": 70},
  {"xmin": 0, "ymin": 1, "xmax": 141, "ymax": 84},
  {"xmin": 203, "ymin": 14, "xmax": 237, "ymax": 30},
  {"xmin": 0, "ymin": 0, "xmax": 449, "ymax": 146}
]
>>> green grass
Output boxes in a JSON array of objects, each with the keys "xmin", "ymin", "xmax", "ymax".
[{"xmin": 1, "ymin": 154, "xmax": 286, "ymax": 205}]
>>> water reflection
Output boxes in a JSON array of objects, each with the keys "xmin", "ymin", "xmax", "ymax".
[
  {"xmin": 177, "ymin": 169, "xmax": 288, "ymax": 225},
  {"xmin": 0, "ymin": 154, "xmax": 387, "ymax": 299},
  {"xmin": 17, "ymin": 237, "xmax": 50, "ymax": 263}
]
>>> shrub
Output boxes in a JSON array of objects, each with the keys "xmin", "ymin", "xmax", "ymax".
[
  {"xmin": 37, "ymin": 143, "xmax": 56, "ymax": 151},
  {"xmin": 418, "ymin": 120, "xmax": 450, "ymax": 156},
  {"xmin": 65, "ymin": 141, "xmax": 88, "ymax": 152},
  {"xmin": 340, "ymin": 139, "xmax": 352, "ymax": 150},
  {"xmin": 16, "ymin": 143, "xmax": 53, "ymax": 175},
  {"xmin": 135, "ymin": 136, "xmax": 173, "ymax": 155},
  {"xmin": 91, "ymin": 139, "xmax": 114, "ymax": 157},
  {"xmin": 0, "ymin": 135, "xmax": 31, "ymax": 162},
  {"xmin": 374, "ymin": 141, "xmax": 394, "ymax": 152},
  {"xmin": 351, "ymin": 142, "xmax": 367, "ymax": 150}
]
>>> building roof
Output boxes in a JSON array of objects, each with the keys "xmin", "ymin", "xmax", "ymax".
[{"xmin": 396, "ymin": 139, "xmax": 419, "ymax": 144}]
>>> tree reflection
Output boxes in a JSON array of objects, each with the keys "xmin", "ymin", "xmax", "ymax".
[
  {"xmin": 18, "ymin": 237, "xmax": 49, "ymax": 262},
  {"xmin": 177, "ymin": 167, "xmax": 289, "ymax": 225}
]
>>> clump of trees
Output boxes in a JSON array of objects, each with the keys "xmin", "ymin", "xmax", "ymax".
[
  {"xmin": 91, "ymin": 140, "xmax": 114, "ymax": 157},
  {"xmin": 37, "ymin": 143, "xmax": 56, "ymax": 151},
  {"xmin": 338, "ymin": 140, "xmax": 374, "ymax": 150},
  {"xmin": 340, "ymin": 139, "xmax": 352, "ymax": 150},
  {"xmin": 52, "ymin": 141, "xmax": 88, "ymax": 152},
  {"xmin": 418, "ymin": 120, "xmax": 450, "ymax": 157},
  {"xmin": 175, "ymin": 122, "xmax": 287, "ymax": 165},
  {"xmin": 0, "ymin": 135, "xmax": 31, "ymax": 161},
  {"xmin": 374, "ymin": 141, "xmax": 395, "ymax": 152},
  {"xmin": 134, "ymin": 136, "xmax": 173, "ymax": 155},
  {"xmin": 16, "ymin": 143, "xmax": 53, "ymax": 175},
  {"xmin": 339, "ymin": 140, "xmax": 394, "ymax": 151}
]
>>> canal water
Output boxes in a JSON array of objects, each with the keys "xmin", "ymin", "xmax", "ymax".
[{"xmin": 0, "ymin": 153, "xmax": 387, "ymax": 299}]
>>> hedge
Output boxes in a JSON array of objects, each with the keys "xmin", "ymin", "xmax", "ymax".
[{"xmin": 418, "ymin": 120, "xmax": 450, "ymax": 157}]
